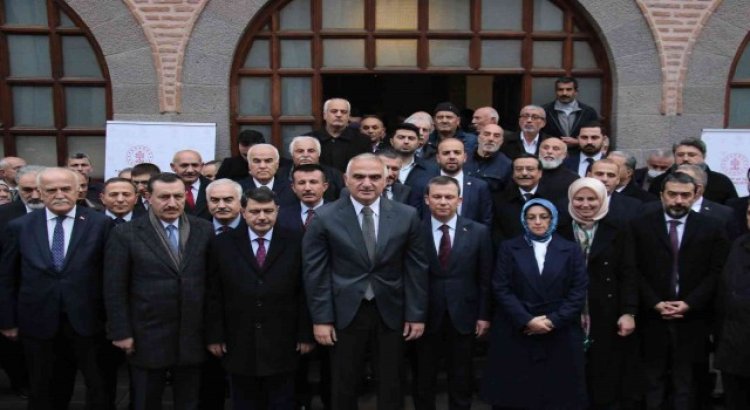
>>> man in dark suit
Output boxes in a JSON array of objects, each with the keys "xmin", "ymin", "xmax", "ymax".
[
  {"xmin": 303, "ymin": 153, "xmax": 428, "ymax": 410},
  {"xmin": 588, "ymin": 159, "xmax": 643, "ymax": 221},
  {"xmin": 562, "ymin": 121, "xmax": 606, "ymax": 177},
  {"xmin": 105, "ymin": 172, "xmax": 214, "ymax": 410},
  {"xmin": 284, "ymin": 136, "xmax": 344, "ymax": 203},
  {"xmin": 608, "ymin": 151, "xmax": 659, "ymax": 203},
  {"xmin": 0, "ymin": 167, "xmax": 111, "ymax": 409},
  {"xmin": 305, "ymin": 98, "xmax": 371, "ymax": 172},
  {"xmin": 464, "ymin": 124, "xmax": 512, "ymax": 194},
  {"xmin": 216, "ymin": 129, "xmax": 266, "ymax": 181},
  {"xmin": 648, "ymin": 138, "xmax": 738, "ymax": 205},
  {"xmin": 726, "ymin": 167, "xmax": 749, "ymax": 238},
  {"xmin": 130, "ymin": 163, "xmax": 161, "ymax": 216},
  {"xmin": 493, "ymin": 154, "xmax": 550, "ymax": 243},
  {"xmin": 415, "ymin": 176, "xmax": 492, "ymax": 410},
  {"xmin": 630, "ymin": 172, "xmax": 729, "ymax": 410},
  {"xmin": 676, "ymin": 164, "xmax": 737, "ymax": 239},
  {"xmin": 67, "ymin": 152, "xmax": 104, "ymax": 207},
  {"xmin": 537, "ymin": 137, "xmax": 579, "ymax": 202},
  {"xmin": 238, "ymin": 144, "xmax": 295, "ymax": 207},
  {"xmin": 171, "ymin": 150, "xmax": 212, "ymax": 220},
  {"xmin": 390, "ymin": 123, "xmax": 438, "ymax": 188},
  {"xmin": 278, "ymin": 164, "xmax": 328, "ymax": 235},
  {"xmin": 501, "ymin": 105, "xmax": 551, "ymax": 160},
  {"xmin": 206, "ymin": 178, "xmax": 244, "ymax": 235},
  {"xmin": 100, "ymin": 177, "xmax": 143, "ymax": 223},
  {"xmin": 377, "ymin": 150, "xmax": 412, "ymax": 203},
  {"xmin": 409, "ymin": 138, "xmax": 493, "ymax": 226},
  {"xmin": 207, "ymin": 187, "xmax": 314, "ymax": 410},
  {"xmin": 634, "ymin": 149, "xmax": 673, "ymax": 191},
  {"xmin": 541, "ymin": 76, "xmax": 600, "ymax": 151}
]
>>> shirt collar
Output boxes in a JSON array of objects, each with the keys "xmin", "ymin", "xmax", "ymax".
[
  {"xmin": 350, "ymin": 196, "xmax": 381, "ymax": 218},
  {"xmin": 106, "ymin": 210, "xmax": 133, "ymax": 221},
  {"xmin": 253, "ymin": 177, "xmax": 275, "ymax": 189},
  {"xmin": 213, "ymin": 215, "xmax": 241, "ymax": 231},
  {"xmin": 431, "ymin": 214, "xmax": 457, "ymax": 232},
  {"xmin": 160, "ymin": 218, "xmax": 180, "ymax": 230},
  {"xmin": 46, "ymin": 206, "xmax": 77, "ymax": 221},
  {"xmin": 581, "ymin": 153, "xmax": 603, "ymax": 164},
  {"xmin": 301, "ymin": 200, "xmax": 324, "ymax": 212},
  {"xmin": 249, "ymin": 227, "xmax": 273, "ymax": 242},
  {"xmin": 519, "ymin": 185, "xmax": 538, "ymax": 196},
  {"xmin": 691, "ymin": 196, "xmax": 704, "ymax": 212},
  {"xmin": 664, "ymin": 212, "xmax": 688, "ymax": 224},
  {"xmin": 191, "ymin": 179, "xmax": 201, "ymax": 191}
]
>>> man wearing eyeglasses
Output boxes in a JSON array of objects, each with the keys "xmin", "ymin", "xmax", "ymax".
[{"xmin": 500, "ymin": 105, "xmax": 552, "ymax": 160}]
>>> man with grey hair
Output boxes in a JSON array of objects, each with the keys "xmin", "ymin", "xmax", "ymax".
[
  {"xmin": 305, "ymin": 98, "xmax": 371, "ymax": 172},
  {"xmin": 0, "ymin": 157, "xmax": 26, "ymax": 200},
  {"xmin": 501, "ymin": 105, "xmax": 551, "ymax": 159},
  {"xmin": 206, "ymin": 178, "xmax": 244, "ymax": 234},
  {"xmin": 608, "ymin": 151, "xmax": 657, "ymax": 202},
  {"xmin": 405, "ymin": 111, "xmax": 435, "ymax": 158},
  {"xmin": 239, "ymin": 144, "xmax": 295, "ymax": 206},
  {"xmin": 634, "ymin": 149, "xmax": 674, "ymax": 191},
  {"xmin": 471, "ymin": 106, "xmax": 500, "ymax": 133},
  {"xmin": 286, "ymin": 136, "xmax": 344, "ymax": 202},
  {"xmin": 676, "ymin": 164, "xmax": 735, "ymax": 236},
  {"xmin": 537, "ymin": 137, "xmax": 579, "ymax": 202}
]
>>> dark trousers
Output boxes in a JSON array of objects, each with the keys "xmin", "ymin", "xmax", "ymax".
[
  {"xmin": 130, "ymin": 365, "xmax": 200, "ymax": 410},
  {"xmin": 230, "ymin": 372, "xmax": 294, "ymax": 410},
  {"xmin": 199, "ymin": 355, "xmax": 226, "ymax": 409},
  {"xmin": 722, "ymin": 372, "xmax": 750, "ymax": 410},
  {"xmin": 0, "ymin": 335, "xmax": 29, "ymax": 390},
  {"xmin": 643, "ymin": 324, "xmax": 696, "ymax": 410},
  {"xmin": 331, "ymin": 300, "xmax": 404, "ymax": 410},
  {"xmin": 295, "ymin": 347, "xmax": 330, "ymax": 409},
  {"xmin": 101, "ymin": 343, "xmax": 129, "ymax": 408},
  {"xmin": 22, "ymin": 316, "xmax": 109, "ymax": 410},
  {"xmin": 415, "ymin": 315, "xmax": 474, "ymax": 410}
]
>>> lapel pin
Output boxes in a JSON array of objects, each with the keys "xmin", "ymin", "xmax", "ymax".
[
  {"xmin": 462, "ymin": 227, "xmax": 468, "ymax": 232},
  {"xmin": 79, "ymin": 215, "xmax": 86, "ymax": 220}
]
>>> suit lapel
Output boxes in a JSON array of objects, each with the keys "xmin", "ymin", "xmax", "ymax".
[
  {"xmin": 540, "ymin": 237, "xmax": 568, "ymax": 290},
  {"xmin": 135, "ymin": 220, "xmax": 179, "ymax": 275},
  {"xmin": 652, "ymin": 211, "xmax": 672, "ymax": 250},
  {"xmin": 449, "ymin": 218, "xmax": 470, "ymax": 271},
  {"xmin": 422, "ymin": 219, "xmax": 441, "ymax": 272},
  {"xmin": 680, "ymin": 212, "xmax": 699, "ymax": 250},
  {"xmin": 375, "ymin": 199, "xmax": 394, "ymax": 264},
  {"xmin": 61, "ymin": 208, "xmax": 91, "ymax": 272},
  {"xmin": 33, "ymin": 211, "xmax": 55, "ymax": 271},
  {"xmin": 461, "ymin": 179, "xmax": 474, "ymax": 218},
  {"xmin": 259, "ymin": 229, "xmax": 284, "ymax": 273},
  {"xmin": 513, "ymin": 241, "xmax": 547, "ymax": 298},
  {"xmin": 338, "ymin": 200, "xmax": 371, "ymax": 267},
  {"xmin": 588, "ymin": 218, "xmax": 616, "ymax": 261},
  {"xmin": 232, "ymin": 227, "xmax": 261, "ymax": 273}
]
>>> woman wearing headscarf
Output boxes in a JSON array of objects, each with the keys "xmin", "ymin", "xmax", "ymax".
[
  {"xmin": 557, "ymin": 177, "xmax": 640, "ymax": 409},
  {"xmin": 481, "ymin": 198, "xmax": 588, "ymax": 409}
]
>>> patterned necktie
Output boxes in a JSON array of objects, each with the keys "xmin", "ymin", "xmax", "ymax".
[
  {"xmin": 585, "ymin": 157, "xmax": 595, "ymax": 175},
  {"xmin": 166, "ymin": 224, "xmax": 179, "ymax": 254},
  {"xmin": 361, "ymin": 206, "xmax": 376, "ymax": 300},
  {"xmin": 256, "ymin": 237, "xmax": 267, "ymax": 267},
  {"xmin": 668, "ymin": 220, "xmax": 682, "ymax": 298},
  {"xmin": 185, "ymin": 187, "xmax": 195, "ymax": 208},
  {"xmin": 523, "ymin": 192, "xmax": 533, "ymax": 202},
  {"xmin": 114, "ymin": 218, "xmax": 126, "ymax": 225},
  {"xmin": 438, "ymin": 224, "xmax": 451, "ymax": 270},
  {"xmin": 304, "ymin": 209, "xmax": 315, "ymax": 230},
  {"xmin": 51, "ymin": 216, "xmax": 66, "ymax": 271},
  {"xmin": 218, "ymin": 225, "xmax": 231, "ymax": 234}
]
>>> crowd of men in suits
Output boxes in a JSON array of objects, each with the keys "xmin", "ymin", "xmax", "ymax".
[{"xmin": 0, "ymin": 76, "xmax": 748, "ymax": 410}]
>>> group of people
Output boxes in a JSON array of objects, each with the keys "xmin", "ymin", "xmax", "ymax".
[{"xmin": 0, "ymin": 75, "xmax": 748, "ymax": 410}]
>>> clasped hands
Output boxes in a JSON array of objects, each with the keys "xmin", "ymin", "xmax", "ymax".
[
  {"xmin": 524, "ymin": 315, "xmax": 554, "ymax": 335},
  {"xmin": 654, "ymin": 301, "xmax": 689, "ymax": 320}
]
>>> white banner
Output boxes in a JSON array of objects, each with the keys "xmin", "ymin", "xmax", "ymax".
[
  {"xmin": 105, "ymin": 121, "xmax": 216, "ymax": 179},
  {"xmin": 701, "ymin": 128, "xmax": 750, "ymax": 197}
]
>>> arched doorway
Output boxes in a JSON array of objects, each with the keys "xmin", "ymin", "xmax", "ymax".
[{"xmin": 231, "ymin": 0, "xmax": 611, "ymax": 155}]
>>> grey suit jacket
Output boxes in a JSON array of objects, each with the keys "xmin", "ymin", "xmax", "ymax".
[
  {"xmin": 104, "ymin": 213, "xmax": 213, "ymax": 369},
  {"xmin": 303, "ymin": 197, "xmax": 428, "ymax": 330}
]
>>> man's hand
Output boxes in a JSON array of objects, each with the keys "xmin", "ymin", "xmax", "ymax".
[
  {"xmin": 524, "ymin": 316, "xmax": 553, "ymax": 335},
  {"xmin": 665, "ymin": 301, "xmax": 689, "ymax": 318},
  {"xmin": 113, "ymin": 338, "xmax": 135, "ymax": 355},
  {"xmin": 296, "ymin": 342, "xmax": 315, "ymax": 355},
  {"xmin": 617, "ymin": 314, "xmax": 636, "ymax": 337},
  {"xmin": 475, "ymin": 320, "xmax": 490, "ymax": 338},
  {"xmin": 403, "ymin": 322, "xmax": 424, "ymax": 341},
  {"xmin": 313, "ymin": 324, "xmax": 337, "ymax": 346},
  {"xmin": 207, "ymin": 343, "xmax": 226, "ymax": 358},
  {"xmin": 654, "ymin": 301, "xmax": 674, "ymax": 317},
  {"xmin": 0, "ymin": 328, "xmax": 18, "ymax": 341}
]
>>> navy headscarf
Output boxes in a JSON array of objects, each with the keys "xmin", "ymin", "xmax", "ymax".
[{"xmin": 520, "ymin": 198, "xmax": 559, "ymax": 244}]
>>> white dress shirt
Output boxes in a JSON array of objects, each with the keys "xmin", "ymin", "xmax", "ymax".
[
  {"xmin": 213, "ymin": 215, "xmax": 242, "ymax": 234},
  {"xmin": 399, "ymin": 157, "xmax": 417, "ymax": 184},
  {"xmin": 189, "ymin": 179, "xmax": 201, "ymax": 201},
  {"xmin": 664, "ymin": 212, "xmax": 688, "ymax": 246},
  {"xmin": 690, "ymin": 196, "xmax": 704, "ymax": 213},
  {"xmin": 440, "ymin": 170, "xmax": 464, "ymax": 214},
  {"xmin": 46, "ymin": 207, "xmax": 77, "ymax": 257},
  {"xmin": 249, "ymin": 227, "xmax": 273, "ymax": 256},
  {"xmin": 300, "ymin": 200, "xmax": 325, "ymax": 225},
  {"xmin": 106, "ymin": 210, "xmax": 134, "ymax": 222},
  {"xmin": 531, "ymin": 237, "xmax": 552, "ymax": 275},
  {"xmin": 253, "ymin": 177, "xmax": 275, "ymax": 190},
  {"xmin": 431, "ymin": 215, "xmax": 457, "ymax": 252},
  {"xmin": 522, "ymin": 134, "xmax": 540, "ymax": 155},
  {"xmin": 578, "ymin": 152, "xmax": 603, "ymax": 177}
]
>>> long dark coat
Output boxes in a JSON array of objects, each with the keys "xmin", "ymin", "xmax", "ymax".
[
  {"xmin": 558, "ymin": 214, "xmax": 641, "ymax": 405},
  {"xmin": 715, "ymin": 233, "xmax": 750, "ymax": 377},
  {"xmin": 481, "ymin": 234, "xmax": 588, "ymax": 409}
]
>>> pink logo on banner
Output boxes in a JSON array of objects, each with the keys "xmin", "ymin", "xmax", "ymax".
[
  {"xmin": 720, "ymin": 152, "xmax": 749, "ymax": 186},
  {"xmin": 126, "ymin": 145, "xmax": 154, "ymax": 166}
]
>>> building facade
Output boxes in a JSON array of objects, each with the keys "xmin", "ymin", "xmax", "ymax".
[{"xmin": 1, "ymin": 0, "xmax": 749, "ymax": 177}]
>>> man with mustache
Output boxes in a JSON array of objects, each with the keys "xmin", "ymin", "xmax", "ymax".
[
  {"xmin": 284, "ymin": 136, "xmax": 344, "ymax": 203},
  {"xmin": 500, "ymin": 105, "xmax": 551, "ymax": 160},
  {"xmin": 390, "ymin": 123, "xmax": 437, "ymax": 188},
  {"xmin": 629, "ymin": 172, "xmax": 729, "ymax": 410},
  {"xmin": 0, "ymin": 167, "xmax": 112, "ymax": 409},
  {"xmin": 105, "ymin": 172, "xmax": 214, "ymax": 410},
  {"xmin": 238, "ymin": 144, "xmax": 296, "ymax": 207},
  {"xmin": 207, "ymin": 178, "xmax": 244, "ymax": 234},
  {"xmin": 537, "ymin": 137, "xmax": 579, "ymax": 202},
  {"xmin": 541, "ymin": 76, "xmax": 600, "ymax": 151},
  {"xmin": 562, "ymin": 121, "xmax": 607, "ymax": 177},
  {"xmin": 464, "ymin": 124, "xmax": 512, "ymax": 194},
  {"xmin": 171, "ymin": 149, "xmax": 212, "ymax": 220}
]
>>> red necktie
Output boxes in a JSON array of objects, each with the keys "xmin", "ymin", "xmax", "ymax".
[
  {"xmin": 256, "ymin": 237, "xmax": 266, "ymax": 267},
  {"xmin": 185, "ymin": 187, "xmax": 195, "ymax": 208},
  {"xmin": 438, "ymin": 224, "xmax": 451, "ymax": 270},
  {"xmin": 304, "ymin": 209, "xmax": 315, "ymax": 230}
]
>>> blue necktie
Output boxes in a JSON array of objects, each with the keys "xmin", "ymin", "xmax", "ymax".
[
  {"xmin": 166, "ymin": 224, "xmax": 179, "ymax": 254},
  {"xmin": 51, "ymin": 216, "xmax": 66, "ymax": 271}
]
